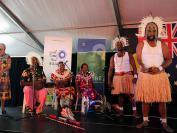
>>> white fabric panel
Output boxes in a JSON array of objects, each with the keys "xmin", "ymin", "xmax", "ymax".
[
  {"xmin": 2, "ymin": 0, "xmax": 116, "ymax": 30},
  {"xmin": 44, "ymin": 36, "xmax": 72, "ymax": 82},
  {"xmin": 119, "ymin": 0, "xmax": 177, "ymax": 27},
  {"xmin": 34, "ymin": 26, "xmax": 117, "ymax": 44}
]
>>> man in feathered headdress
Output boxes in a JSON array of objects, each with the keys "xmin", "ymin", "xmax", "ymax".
[
  {"xmin": 136, "ymin": 16, "xmax": 173, "ymax": 132},
  {"xmin": 20, "ymin": 52, "xmax": 47, "ymax": 115},
  {"xmin": 108, "ymin": 37, "xmax": 138, "ymax": 117}
]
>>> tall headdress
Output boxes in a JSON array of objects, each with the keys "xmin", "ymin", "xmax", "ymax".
[
  {"xmin": 136, "ymin": 15, "xmax": 164, "ymax": 38},
  {"xmin": 26, "ymin": 51, "xmax": 43, "ymax": 66},
  {"xmin": 112, "ymin": 37, "xmax": 129, "ymax": 50}
]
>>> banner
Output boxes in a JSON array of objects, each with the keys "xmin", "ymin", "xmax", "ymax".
[
  {"xmin": 77, "ymin": 39, "xmax": 106, "ymax": 94},
  {"xmin": 43, "ymin": 36, "xmax": 72, "ymax": 82}
]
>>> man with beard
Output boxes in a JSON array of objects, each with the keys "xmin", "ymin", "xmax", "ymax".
[
  {"xmin": 136, "ymin": 16, "xmax": 173, "ymax": 132},
  {"xmin": 108, "ymin": 37, "xmax": 138, "ymax": 117}
]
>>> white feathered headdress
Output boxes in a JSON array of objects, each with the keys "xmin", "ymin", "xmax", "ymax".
[
  {"xmin": 112, "ymin": 37, "xmax": 129, "ymax": 50},
  {"xmin": 26, "ymin": 51, "xmax": 43, "ymax": 66},
  {"xmin": 136, "ymin": 15, "xmax": 164, "ymax": 38}
]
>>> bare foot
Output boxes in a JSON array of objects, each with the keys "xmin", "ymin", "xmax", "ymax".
[
  {"xmin": 136, "ymin": 121, "xmax": 148, "ymax": 128},
  {"xmin": 162, "ymin": 123, "xmax": 173, "ymax": 133}
]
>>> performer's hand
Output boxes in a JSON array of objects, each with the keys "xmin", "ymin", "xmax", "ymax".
[
  {"xmin": 141, "ymin": 67, "xmax": 149, "ymax": 73},
  {"xmin": 108, "ymin": 81, "xmax": 111, "ymax": 88},
  {"xmin": 34, "ymin": 80, "xmax": 43, "ymax": 88},
  {"xmin": 132, "ymin": 78, "xmax": 137, "ymax": 84},
  {"xmin": 148, "ymin": 67, "xmax": 160, "ymax": 74},
  {"xmin": 76, "ymin": 92, "xmax": 81, "ymax": 98}
]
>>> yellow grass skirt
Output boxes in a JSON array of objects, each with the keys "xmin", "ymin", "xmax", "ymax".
[
  {"xmin": 112, "ymin": 74, "xmax": 134, "ymax": 95},
  {"xmin": 135, "ymin": 72, "xmax": 171, "ymax": 103}
]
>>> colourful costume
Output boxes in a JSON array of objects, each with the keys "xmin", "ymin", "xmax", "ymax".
[
  {"xmin": 75, "ymin": 71, "xmax": 97, "ymax": 114},
  {"xmin": 21, "ymin": 66, "xmax": 47, "ymax": 114},
  {"xmin": 51, "ymin": 68, "xmax": 75, "ymax": 120},
  {"xmin": 0, "ymin": 54, "xmax": 11, "ymax": 100}
]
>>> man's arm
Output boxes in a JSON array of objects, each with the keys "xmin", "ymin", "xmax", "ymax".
[
  {"xmin": 108, "ymin": 56, "xmax": 114, "ymax": 87},
  {"xmin": 161, "ymin": 42, "xmax": 172, "ymax": 69},
  {"xmin": 129, "ymin": 53, "xmax": 137, "ymax": 75},
  {"xmin": 20, "ymin": 70, "xmax": 32, "ymax": 86}
]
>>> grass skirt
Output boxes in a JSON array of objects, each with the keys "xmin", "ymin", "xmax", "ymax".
[
  {"xmin": 112, "ymin": 74, "xmax": 133, "ymax": 95},
  {"xmin": 135, "ymin": 72, "xmax": 171, "ymax": 103}
]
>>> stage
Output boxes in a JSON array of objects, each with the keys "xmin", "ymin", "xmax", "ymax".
[{"xmin": 0, "ymin": 106, "xmax": 176, "ymax": 133}]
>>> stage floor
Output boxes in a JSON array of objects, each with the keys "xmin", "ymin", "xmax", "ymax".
[{"xmin": 0, "ymin": 106, "xmax": 176, "ymax": 133}]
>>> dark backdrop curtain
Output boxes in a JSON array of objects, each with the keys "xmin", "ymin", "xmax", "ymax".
[{"xmin": 9, "ymin": 57, "xmax": 29, "ymax": 106}]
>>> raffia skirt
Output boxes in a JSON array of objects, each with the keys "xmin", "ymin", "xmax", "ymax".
[
  {"xmin": 112, "ymin": 74, "xmax": 134, "ymax": 95},
  {"xmin": 135, "ymin": 72, "xmax": 171, "ymax": 103}
]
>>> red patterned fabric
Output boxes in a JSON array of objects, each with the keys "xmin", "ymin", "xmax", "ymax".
[{"xmin": 76, "ymin": 72, "xmax": 96, "ymax": 100}]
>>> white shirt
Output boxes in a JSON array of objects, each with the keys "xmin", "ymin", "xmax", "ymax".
[
  {"xmin": 142, "ymin": 40, "xmax": 164, "ymax": 68},
  {"xmin": 114, "ymin": 52, "xmax": 131, "ymax": 72}
]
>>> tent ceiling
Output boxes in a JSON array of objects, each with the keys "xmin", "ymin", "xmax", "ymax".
[
  {"xmin": 0, "ymin": 10, "xmax": 23, "ymax": 33},
  {"xmin": 0, "ymin": 0, "xmax": 177, "ymax": 56},
  {"xmin": 2, "ymin": 0, "xmax": 117, "ymax": 32},
  {"xmin": 119, "ymin": 0, "xmax": 177, "ymax": 27}
]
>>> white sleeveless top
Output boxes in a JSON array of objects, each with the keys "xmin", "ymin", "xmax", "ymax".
[
  {"xmin": 114, "ymin": 52, "xmax": 131, "ymax": 72},
  {"xmin": 142, "ymin": 40, "xmax": 164, "ymax": 68}
]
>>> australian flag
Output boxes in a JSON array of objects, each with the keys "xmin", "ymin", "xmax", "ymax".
[{"xmin": 162, "ymin": 23, "xmax": 177, "ymax": 93}]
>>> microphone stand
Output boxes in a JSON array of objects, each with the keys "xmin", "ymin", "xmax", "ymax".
[
  {"xmin": 63, "ymin": 61, "xmax": 73, "ymax": 86},
  {"xmin": 32, "ymin": 68, "xmax": 36, "ymax": 115}
]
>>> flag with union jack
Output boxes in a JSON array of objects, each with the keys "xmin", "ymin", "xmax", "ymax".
[{"xmin": 161, "ymin": 22, "xmax": 177, "ymax": 93}]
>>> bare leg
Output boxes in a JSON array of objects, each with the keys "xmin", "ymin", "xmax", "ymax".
[
  {"xmin": 129, "ymin": 94, "xmax": 137, "ymax": 117},
  {"xmin": 159, "ymin": 102, "xmax": 173, "ymax": 133},
  {"xmin": 136, "ymin": 103, "xmax": 149, "ymax": 128},
  {"xmin": 117, "ymin": 94, "xmax": 124, "ymax": 116},
  {"xmin": 1, "ymin": 99, "xmax": 6, "ymax": 114}
]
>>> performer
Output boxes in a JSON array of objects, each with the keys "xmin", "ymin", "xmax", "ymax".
[
  {"xmin": 75, "ymin": 63, "xmax": 98, "ymax": 114},
  {"xmin": 0, "ymin": 43, "xmax": 11, "ymax": 114},
  {"xmin": 21, "ymin": 52, "xmax": 47, "ymax": 115},
  {"xmin": 136, "ymin": 16, "xmax": 173, "ymax": 132},
  {"xmin": 51, "ymin": 61, "xmax": 75, "ymax": 120},
  {"xmin": 108, "ymin": 37, "xmax": 138, "ymax": 116}
]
